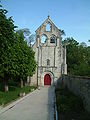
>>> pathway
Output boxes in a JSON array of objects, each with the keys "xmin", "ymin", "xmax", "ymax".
[{"xmin": 0, "ymin": 86, "xmax": 55, "ymax": 120}]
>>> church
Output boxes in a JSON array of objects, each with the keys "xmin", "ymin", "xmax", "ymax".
[{"xmin": 30, "ymin": 16, "xmax": 67, "ymax": 86}]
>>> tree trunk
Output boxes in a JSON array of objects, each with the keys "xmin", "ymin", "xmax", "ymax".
[
  {"xmin": 29, "ymin": 77, "xmax": 31, "ymax": 86},
  {"xmin": 23, "ymin": 79, "xmax": 26, "ymax": 86},
  {"xmin": 5, "ymin": 82, "xmax": 8, "ymax": 92},
  {"xmin": 20, "ymin": 78, "xmax": 23, "ymax": 88},
  {"xmin": 27, "ymin": 76, "xmax": 31, "ymax": 86},
  {"xmin": 27, "ymin": 76, "xmax": 29, "ymax": 84},
  {"xmin": 4, "ymin": 74, "xmax": 9, "ymax": 92}
]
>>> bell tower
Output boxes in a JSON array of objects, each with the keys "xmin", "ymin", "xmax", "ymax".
[{"xmin": 30, "ymin": 16, "xmax": 67, "ymax": 86}]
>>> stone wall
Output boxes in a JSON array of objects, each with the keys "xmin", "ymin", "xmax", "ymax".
[{"xmin": 62, "ymin": 75, "xmax": 90, "ymax": 112}]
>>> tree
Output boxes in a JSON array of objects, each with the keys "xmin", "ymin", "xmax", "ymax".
[
  {"xmin": 63, "ymin": 37, "xmax": 90, "ymax": 76},
  {"xmin": 0, "ymin": 2, "xmax": 36, "ymax": 91},
  {"xmin": 0, "ymin": 3, "xmax": 16, "ymax": 92},
  {"xmin": 29, "ymin": 34, "xmax": 35, "ymax": 46},
  {"xmin": 80, "ymin": 42, "xmax": 87, "ymax": 47},
  {"xmin": 16, "ymin": 28, "xmax": 35, "ymax": 46},
  {"xmin": 63, "ymin": 37, "xmax": 79, "ymax": 75},
  {"xmin": 59, "ymin": 29, "xmax": 66, "ymax": 36},
  {"xmin": 14, "ymin": 31, "xmax": 36, "ymax": 87},
  {"xmin": 88, "ymin": 39, "xmax": 90, "ymax": 42}
]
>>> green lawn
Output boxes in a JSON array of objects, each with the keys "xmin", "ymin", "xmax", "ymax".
[
  {"xmin": 0, "ymin": 86, "xmax": 37, "ymax": 106},
  {"xmin": 55, "ymin": 87, "xmax": 90, "ymax": 120}
]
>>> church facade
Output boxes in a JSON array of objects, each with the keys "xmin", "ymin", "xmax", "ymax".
[{"xmin": 30, "ymin": 16, "xmax": 67, "ymax": 86}]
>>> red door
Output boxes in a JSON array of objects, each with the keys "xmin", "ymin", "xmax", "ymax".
[{"xmin": 44, "ymin": 74, "xmax": 51, "ymax": 85}]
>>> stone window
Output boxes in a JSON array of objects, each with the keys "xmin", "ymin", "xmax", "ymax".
[
  {"xmin": 47, "ymin": 59, "xmax": 50, "ymax": 66},
  {"xmin": 50, "ymin": 35, "xmax": 56, "ymax": 43},
  {"xmin": 41, "ymin": 35, "xmax": 47, "ymax": 43},
  {"xmin": 46, "ymin": 23, "xmax": 51, "ymax": 31}
]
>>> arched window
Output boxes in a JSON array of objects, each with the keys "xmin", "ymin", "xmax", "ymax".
[
  {"xmin": 46, "ymin": 23, "xmax": 51, "ymax": 31},
  {"xmin": 50, "ymin": 35, "xmax": 56, "ymax": 43},
  {"xmin": 41, "ymin": 35, "xmax": 47, "ymax": 43},
  {"xmin": 47, "ymin": 59, "xmax": 50, "ymax": 66}
]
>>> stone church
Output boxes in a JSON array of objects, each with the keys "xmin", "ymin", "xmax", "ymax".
[{"xmin": 30, "ymin": 16, "xmax": 67, "ymax": 86}]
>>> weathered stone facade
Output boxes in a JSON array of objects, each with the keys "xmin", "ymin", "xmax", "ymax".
[{"xmin": 30, "ymin": 16, "xmax": 67, "ymax": 86}]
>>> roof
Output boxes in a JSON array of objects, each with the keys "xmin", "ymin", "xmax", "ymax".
[{"xmin": 35, "ymin": 16, "xmax": 60, "ymax": 33}]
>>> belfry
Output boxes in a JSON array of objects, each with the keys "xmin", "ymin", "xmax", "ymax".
[{"xmin": 30, "ymin": 16, "xmax": 67, "ymax": 86}]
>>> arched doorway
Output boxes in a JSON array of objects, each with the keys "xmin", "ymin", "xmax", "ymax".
[{"xmin": 44, "ymin": 74, "xmax": 51, "ymax": 85}]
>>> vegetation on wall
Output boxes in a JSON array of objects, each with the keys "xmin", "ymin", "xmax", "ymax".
[
  {"xmin": 56, "ymin": 87, "xmax": 90, "ymax": 120},
  {"xmin": 63, "ymin": 37, "xmax": 90, "ymax": 76}
]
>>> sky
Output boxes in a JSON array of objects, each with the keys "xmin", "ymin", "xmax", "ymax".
[{"xmin": 1, "ymin": 0, "xmax": 90, "ymax": 45}]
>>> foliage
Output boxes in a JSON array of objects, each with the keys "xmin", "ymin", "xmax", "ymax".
[
  {"xmin": 59, "ymin": 29, "xmax": 66, "ymax": 36},
  {"xmin": 88, "ymin": 39, "xmax": 90, "ymax": 42},
  {"xmin": 56, "ymin": 87, "xmax": 83, "ymax": 113},
  {"xmin": 14, "ymin": 31, "xmax": 36, "ymax": 79},
  {"xmin": 0, "ymin": 3, "xmax": 16, "ymax": 91},
  {"xmin": 16, "ymin": 28, "xmax": 35, "ymax": 46},
  {"xmin": 63, "ymin": 37, "xmax": 90, "ymax": 76},
  {"xmin": 0, "ymin": 2, "xmax": 36, "ymax": 91},
  {"xmin": 55, "ymin": 87, "xmax": 90, "ymax": 120}
]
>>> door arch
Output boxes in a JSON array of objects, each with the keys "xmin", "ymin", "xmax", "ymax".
[{"xmin": 44, "ymin": 74, "xmax": 51, "ymax": 85}]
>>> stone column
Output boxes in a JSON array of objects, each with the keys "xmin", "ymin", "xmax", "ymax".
[
  {"xmin": 37, "ymin": 37, "xmax": 40, "ymax": 47},
  {"xmin": 57, "ymin": 37, "xmax": 60, "ymax": 47},
  {"xmin": 63, "ymin": 45, "xmax": 67, "ymax": 74}
]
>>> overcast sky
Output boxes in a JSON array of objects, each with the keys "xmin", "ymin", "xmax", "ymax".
[{"xmin": 1, "ymin": 0, "xmax": 90, "ymax": 45}]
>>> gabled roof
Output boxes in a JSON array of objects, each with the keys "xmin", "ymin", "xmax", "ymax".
[{"xmin": 35, "ymin": 16, "xmax": 59, "ymax": 33}]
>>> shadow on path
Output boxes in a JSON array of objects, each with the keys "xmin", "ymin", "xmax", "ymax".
[{"xmin": 47, "ymin": 85, "xmax": 55, "ymax": 120}]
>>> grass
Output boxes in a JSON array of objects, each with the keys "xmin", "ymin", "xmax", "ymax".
[
  {"xmin": 55, "ymin": 86, "xmax": 90, "ymax": 120},
  {"xmin": 0, "ymin": 85, "xmax": 37, "ymax": 106}
]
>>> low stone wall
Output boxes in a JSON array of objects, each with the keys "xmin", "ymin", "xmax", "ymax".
[{"xmin": 62, "ymin": 75, "xmax": 90, "ymax": 112}]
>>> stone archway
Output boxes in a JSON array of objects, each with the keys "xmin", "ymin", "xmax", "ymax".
[
  {"xmin": 44, "ymin": 74, "xmax": 51, "ymax": 85},
  {"xmin": 41, "ymin": 71, "xmax": 54, "ymax": 86}
]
